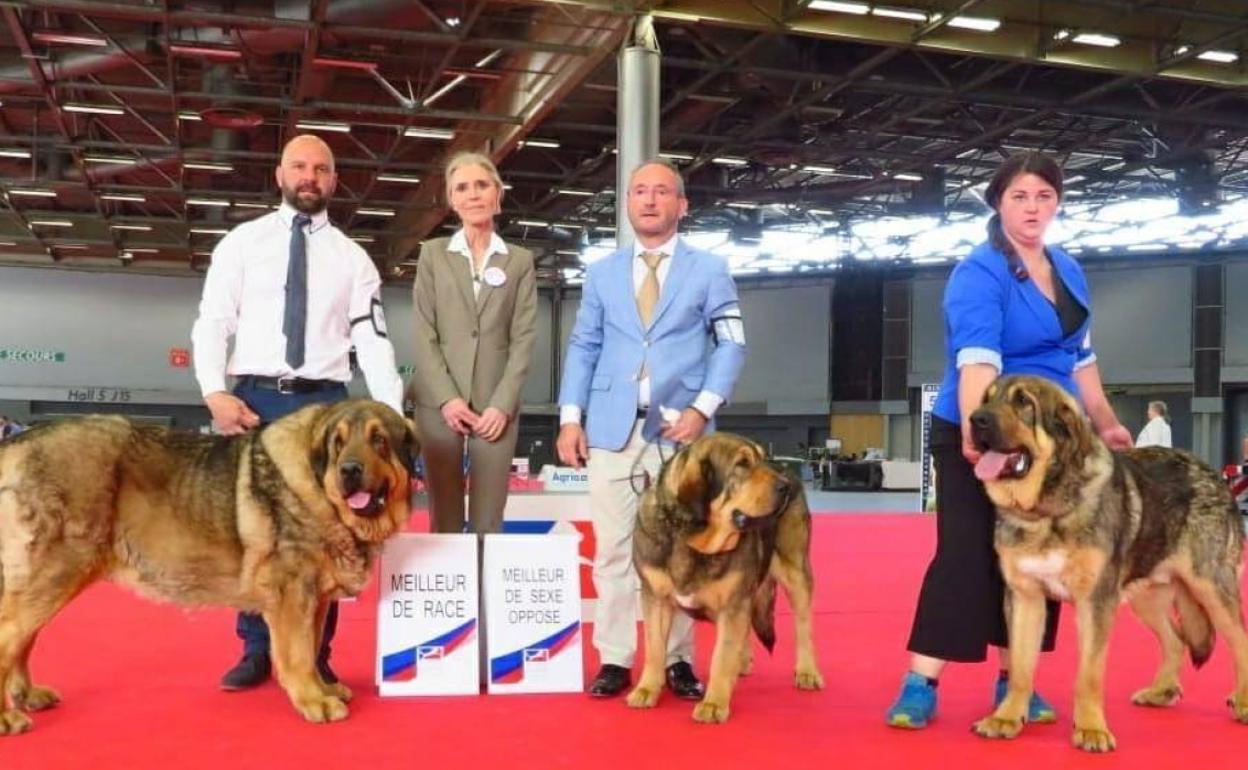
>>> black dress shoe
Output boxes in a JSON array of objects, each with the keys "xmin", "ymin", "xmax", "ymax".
[
  {"xmin": 665, "ymin": 661, "xmax": 705, "ymax": 700},
  {"xmin": 317, "ymin": 654, "xmax": 339, "ymax": 685},
  {"xmin": 220, "ymin": 652, "xmax": 271, "ymax": 691},
  {"xmin": 587, "ymin": 664, "xmax": 631, "ymax": 698}
]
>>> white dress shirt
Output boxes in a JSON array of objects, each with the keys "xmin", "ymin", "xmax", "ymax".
[
  {"xmin": 191, "ymin": 201, "xmax": 404, "ymax": 414},
  {"xmin": 447, "ymin": 227, "xmax": 509, "ymax": 299},
  {"xmin": 560, "ymin": 234, "xmax": 724, "ymax": 426},
  {"xmin": 1135, "ymin": 416, "xmax": 1172, "ymax": 448}
]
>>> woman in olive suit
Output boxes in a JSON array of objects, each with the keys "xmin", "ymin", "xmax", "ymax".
[{"xmin": 410, "ymin": 151, "xmax": 537, "ymax": 534}]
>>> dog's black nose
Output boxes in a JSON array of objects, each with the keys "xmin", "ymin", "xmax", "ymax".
[{"xmin": 339, "ymin": 460, "xmax": 364, "ymax": 493}]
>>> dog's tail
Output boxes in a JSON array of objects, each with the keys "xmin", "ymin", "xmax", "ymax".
[
  {"xmin": 1174, "ymin": 581, "xmax": 1215, "ymax": 668},
  {"xmin": 750, "ymin": 577, "xmax": 777, "ymax": 654}
]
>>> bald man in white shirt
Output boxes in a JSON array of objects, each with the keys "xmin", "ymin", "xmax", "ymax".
[{"xmin": 191, "ymin": 134, "xmax": 404, "ymax": 692}]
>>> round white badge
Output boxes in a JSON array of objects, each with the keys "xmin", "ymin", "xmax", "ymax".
[{"xmin": 483, "ymin": 266, "xmax": 507, "ymax": 287}]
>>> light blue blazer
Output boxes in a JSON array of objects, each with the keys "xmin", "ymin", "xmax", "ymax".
[{"xmin": 558, "ymin": 239, "xmax": 746, "ymax": 451}]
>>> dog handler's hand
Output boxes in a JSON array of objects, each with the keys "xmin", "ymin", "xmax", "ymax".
[
  {"xmin": 960, "ymin": 425, "xmax": 983, "ymax": 465},
  {"xmin": 557, "ymin": 423, "xmax": 589, "ymax": 469},
  {"xmin": 1099, "ymin": 423, "xmax": 1133, "ymax": 452},
  {"xmin": 661, "ymin": 408, "xmax": 708, "ymax": 445},
  {"xmin": 205, "ymin": 392, "xmax": 260, "ymax": 435}
]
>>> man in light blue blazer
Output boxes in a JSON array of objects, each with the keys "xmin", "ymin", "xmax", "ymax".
[{"xmin": 557, "ymin": 159, "xmax": 746, "ymax": 699}]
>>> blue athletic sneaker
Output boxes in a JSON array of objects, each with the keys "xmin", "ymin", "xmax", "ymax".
[
  {"xmin": 994, "ymin": 677, "xmax": 1057, "ymax": 723},
  {"xmin": 886, "ymin": 672, "xmax": 937, "ymax": 729}
]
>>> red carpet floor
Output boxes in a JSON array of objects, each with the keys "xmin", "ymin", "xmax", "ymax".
[{"xmin": 5, "ymin": 513, "xmax": 1247, "ymax": 768}]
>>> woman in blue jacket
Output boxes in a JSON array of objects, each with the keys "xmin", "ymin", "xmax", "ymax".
[{"xmin": 886, "ymin": 152, "xmax": 1132, "ymax": 729}]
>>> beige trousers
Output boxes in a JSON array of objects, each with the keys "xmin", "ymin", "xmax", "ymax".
[{"xmin": 587, "ymin": 419, "xmax": 694, "ymax": 668}]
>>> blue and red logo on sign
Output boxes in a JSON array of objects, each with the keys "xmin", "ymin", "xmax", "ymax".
[
  {"xmin": 490, "ymin": 620, "xmax": 580, "ymax": 684},
  {"xmin": 382, "ymin": 618, "xmax": 477, "ymax": 681}
]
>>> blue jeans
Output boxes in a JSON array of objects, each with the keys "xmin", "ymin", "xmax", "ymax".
[{"xmin": 232, "ymin": 378, "xmax": 348, "ymax": 659}]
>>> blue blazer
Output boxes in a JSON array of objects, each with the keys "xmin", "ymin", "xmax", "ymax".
[
  {"xmin": 932, "ymin": 240, "xmax": 1095, "ymax": 425},
  {"xmin": 558, "ymin": 239, "xmax": 747, "ymax": 451}
]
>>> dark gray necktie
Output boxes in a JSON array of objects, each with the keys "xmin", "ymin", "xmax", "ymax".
[{"xmin": 283, "ymin": 213, "xmax": 311, "ymax": 369}]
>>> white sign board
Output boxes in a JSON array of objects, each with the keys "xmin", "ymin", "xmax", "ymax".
[
  {"xmin": 920, "ymin": 383, "xmax": 940, "ymax": 513},
  {"xmin": 483, "ymin": 534, "xmax": 583, "ymax": 694},
  {"xmin": 376, "ymin": 534, "xmax": 479, "ymax": 696}
]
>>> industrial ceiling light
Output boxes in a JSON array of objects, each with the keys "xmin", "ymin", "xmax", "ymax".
[
  {"xmin": 947, "ymin": 15, "xmax": 1001, "ymax": 32},
  {"xmin": 0, "ymin": 148, "xmax": 31, "ymax": 158},
  {"xmin": 8, "ymin": 188, "xmax": 57, "ymax": 197},
  {"xmin": 62, "ymin": 102, "xmax": 125, "ymax": 115},
  {"xmin": 109, "ymin": 224, "xmax": 153, "ymax": 231},
  {"xmin": 659, "ymin": 151, "xmax": 695, "ymax": 161},
  {"xmin": 357, "ymin": 208, "xmax": 396, "ymax": 217},
  {"xmin": 32, "ymin": 31, "xmax": 108, "ymax": 47},
  {"xmin": 404, "ymin": 127, "xmax": 454, "ymax": 140},
  {"xmin": 807, "ymin": 1, "xmax": 870, "ymax": 14},
  {"xmin": 872, "ymin": 6, "xmax": 929, "ymax": 22},
  {"xmin": 556, "ymin": 188, "xmax": 595, "ymax": 197},
  {"xmin": 177, "ymin": 110, "xmax": 202, "ymax": 121},
  {"xmin": 519, "ymin": 138, "xmax": 560, "ymax": 149},
  {"xmin": 350, "ymin": 235, "xmax": 376, "ymax": 243},
  {"xmin": 189, "ymin": 227, "xmax": 228, "ymax": 234},
  {"xmin": 376, "ymin": 174, "xmax": 421, "ymax": 184},
  {"xmin": 1071, "ymin": 32, "xmax": 1121, "ymax": 47},
  {"xmin": 1197, "ymin": 49, "xmax": 1239, "ymax": 64},
  {"xmin": 295, "ymin": 120, "xmax": 351, "ymax": 133},
  {"xmin": 515, "ymin": 219, "xmax": 549, "ymax": 227},
  {"xmin": 184, "ymin": 162, "xmax": 233, "ymax": 172},
  {"xmin": 187, "ymin": 198, "xmax": 231, "ymax": 207},
  {"xmin": 894, "ymin": 172, "xmax": 924, "ymax": 181},
  {"xmin": 101, "ymin": 193, "xmax": 146, "ymax": 202},
  {"xmin": 84, "ymin": 155, "xmax": 137, "ymax": 165},
  {"xmin": 29, "ymin": 219, "xmax": 74, "ymax": 227},
  {"xmin": 712, "ymin": 157, "xmax": 748, "ymax": 166}
]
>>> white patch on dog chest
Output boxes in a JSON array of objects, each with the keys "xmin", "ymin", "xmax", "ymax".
[
  {"xmin": 674, "ymin": 593, "xmax": 700, "ymax": 610},
  {"xmin": 1015, "ymin": 551, "xmax": 1071, "ymax": 600}
]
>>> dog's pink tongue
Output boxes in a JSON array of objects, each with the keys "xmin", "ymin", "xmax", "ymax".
[
  {"xmin": 975, "ymin": 451, "xmax": 1011, "ymax": 481},
  {"xmin": 347, "ymin": 491, "xmax": 373, "ymax": 510}
]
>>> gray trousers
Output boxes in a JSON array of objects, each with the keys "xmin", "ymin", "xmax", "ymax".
[{"xmin": 415, "ymin": 405, "xmax": 519, "ymax": 535}]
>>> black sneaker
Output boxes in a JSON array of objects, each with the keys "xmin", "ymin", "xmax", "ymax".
[{"xmin": 220, "ymin": 652, "xmax": 271, "ymax": 691}]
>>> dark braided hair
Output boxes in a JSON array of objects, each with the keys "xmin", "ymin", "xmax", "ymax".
[{"xmin": 983, "ymin": 152, "xmax": 1064, "ymax": 280}]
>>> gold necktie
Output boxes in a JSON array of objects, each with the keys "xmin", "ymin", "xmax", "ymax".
[{"xmin": 636, "ymin": 250, "xmax": 665, "ymax": 327}]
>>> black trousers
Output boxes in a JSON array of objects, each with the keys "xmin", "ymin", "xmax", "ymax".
[{"xmin": 906, "ymin": 416, "xmax": 1060, "ymax": 662}]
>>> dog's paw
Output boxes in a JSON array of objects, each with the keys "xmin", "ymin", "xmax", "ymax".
[
  {"xmin": 1131, "ymin": 684, "xmax": 1181, "ymax": 708},
  {"xmin": 294, "ymin": 694, "xmax": 349, "ymax": 723},
  {"xmin": 1227, "ymin": 692, "xmax": 1248, "ymax": 723},
  {"xmin": 1072, "ymin": 726, "xmax": 1117, "ymax": 753},
  {"xmin": 324, "ymin": 682, "xmax": 353, "ymax": 702},
  {"xmin": 972, "ymin": 715, "xmax": 1024, "ymax": 740},
  {"xmin": 0, "ymin": 709, "xmax": 33, "ymax": 736},
  {"xmin": 794, "ymin": 667, "xmax": 824, "ymax": 691},
  {"xmin": 625, "ymin": 685, "xmax": 661, "ymax": 709},
  {"xmin": 691, "ymin": 699, "xmax": 730, "ymax": 724},
  {"xmin": 13, "ymin": 685, "xmax": 60, "ymax": 712}
]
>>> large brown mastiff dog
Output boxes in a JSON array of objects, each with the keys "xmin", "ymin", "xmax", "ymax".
[
  {"xmin": 968, "ymin": 375, "xmax": 1248, "ymax": 752},
  {"xmin": 628, "ymin": 432, "xmax": 824, "ymax": 723},
  {"xmin": 0, "ymin": 399, "xmax": 415, "ymax": 734}
]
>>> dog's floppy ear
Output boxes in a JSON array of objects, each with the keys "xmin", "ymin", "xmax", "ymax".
[
  {"xmin": 1042, "ymin": 388, "xmax": 1095, "ymax": 458},
  {"xmin": 309, "ymin": 406, "xmax": 337, "ymax": 482},
  {"xmin": 396, "ymin": 417, "xmax": 419, "ymax": 473},
  {"xmin": 671, "ymin": 448, "xmax": 714, "ymax": 509}
]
